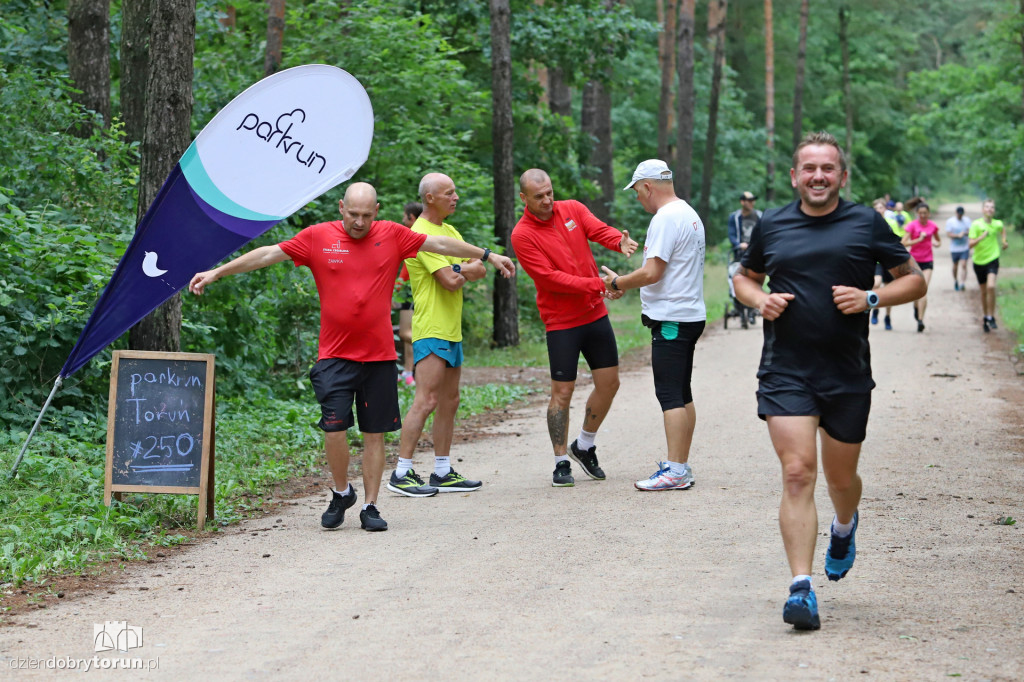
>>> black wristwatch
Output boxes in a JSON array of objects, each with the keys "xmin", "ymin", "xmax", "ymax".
[
  {"xmin": 452, "ymin": 263, "xmax": 462, "ymax": 274},
  {"xmin": 611, "ymin": 277, "xmax": 619, "ymax": 291},
  {"xmin": 866, "ymin": 290, "xmax": 879, "ymax": 309},
  {"xmin": 481, "ymin": 248, "xmax": 491, "ymax": 264}
]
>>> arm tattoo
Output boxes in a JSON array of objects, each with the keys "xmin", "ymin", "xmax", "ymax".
[
  {"xmin": 547, "ymin": 405, "xmax": 570, "ymax": 450},
  {"xmin": 891, "ymin": 260, "xmax": 924, "ymax": 279}
]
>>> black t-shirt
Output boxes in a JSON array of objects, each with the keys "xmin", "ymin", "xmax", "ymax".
[{"xmin": 740, "ymin": 198, "xmax": 910, "ymax": 393}]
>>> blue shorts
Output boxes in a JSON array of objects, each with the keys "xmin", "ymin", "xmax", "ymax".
[{"xmin": 413, "ymin": 338, "xmax": 464, "ymax": 368}]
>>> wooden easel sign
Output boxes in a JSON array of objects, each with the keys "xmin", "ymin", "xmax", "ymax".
[{"xmin": 104, "ymin": 350, "xmax": 216, "ymax": 529}]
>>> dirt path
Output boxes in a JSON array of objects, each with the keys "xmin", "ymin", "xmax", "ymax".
[{"xmin": 2, "ymin": 204, "xmax": 1022, "ymax": 680}]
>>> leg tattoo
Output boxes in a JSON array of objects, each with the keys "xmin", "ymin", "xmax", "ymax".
[{"xmin": 548, "ymin": 405, "xmax": 570, "ymax": 450}]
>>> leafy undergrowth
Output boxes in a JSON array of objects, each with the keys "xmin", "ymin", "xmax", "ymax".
[{"xmin": 0, "ymin": 382, "xmax": 532, "ymax": 590}]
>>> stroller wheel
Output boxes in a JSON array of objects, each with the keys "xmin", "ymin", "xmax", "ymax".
[
  {"xmin": 740, "ymin": 306, "xmax": 749, "ymax": 329},
  {"xmin": 723, "ymin": 302, "xmax": 730, "ymax": 329}
]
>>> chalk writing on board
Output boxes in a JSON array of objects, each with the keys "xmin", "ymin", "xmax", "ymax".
[{"xmin": 110, "ymin": 358, "xmax": 209, "ymax": 488}]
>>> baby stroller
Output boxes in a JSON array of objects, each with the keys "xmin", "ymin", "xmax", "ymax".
[{"xmin": 724, "ymin": 247, "xmax": 758, "ymax": 329}]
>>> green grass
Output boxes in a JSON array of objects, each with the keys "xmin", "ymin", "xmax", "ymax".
[{"xmin": 996, "ymin": 228, "xmax": 1024, "ymax": 358}]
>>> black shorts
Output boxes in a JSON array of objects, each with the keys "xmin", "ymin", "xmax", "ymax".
[
  {"xmin": 974, "ymin": 258, "xmax": 999, "ymax": 284},
  {"xmin": 874, "ymin": 263, "xmax": 894, "ymax": 284},
  {"xmin": 309, "ymin": 358, "xmax": 401, "ymax": 433},
  {"xmin": 756, "ymin": 373, "xmax": 871, "ymax": 444},
  {"xmin": 545, "ymin": 315, "xmax": 618, "ymax": 382},
  {"xmin": 917, "ymin": 260, "xmax": 934, "ymax": 271},
  {"xmin": 651, "ymin": 320, "xmax": 705, "ymax": 411},
  {"xmin": 398, "ymin": 301, "xmax": 414, "ymax": 311}
]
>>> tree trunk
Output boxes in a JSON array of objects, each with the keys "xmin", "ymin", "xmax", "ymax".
[
  {"xmin": 764, "ymin": 0, "xmax": 775, "ymax": 202},
  {"xmin": 840, "ymin": 4, "xmax": 853, "ymax": 200},
  {"xmin": 489, "ymin": 0, "xmax": 518, "ymax": 347},
  {"xmin": 264, "ymin": 0, "xmax": 286, "ymax": 77},
  {"xmin": 129, "ymin": 0, "xmax": 196, "ymax": 353},
  {"xmin": 698, "ymin": 1, "xmax": 726, "ymax": 221},
  {"xmin": 548, "ymin": 66, "xmax": 571, "ymax": 117},
  {"xmin": 657, "ymin": 0, "xmax": 677, "ymax": 163},
  {"xmin": 67, "ymin": 0, "xmax": 111, "ymax": 134},
  {"xmin": 792, "ymin": 0, "xmax": 809, "ymax": 157},
  {"xmin": 675, "ymin": 0, "xmax": 695, "ymax": 201},
  {"xmin": 120, "ymin": 0, "xmax": 151, "ymax": 145},
  {"xmin": 581, "ymin": 78, "xmax": 614, "ymax": 223}
]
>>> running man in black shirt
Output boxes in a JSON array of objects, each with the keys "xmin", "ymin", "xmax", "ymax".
[{"xmin": 733, "ymin": 132, "xmax": 926, "ymax": 630}]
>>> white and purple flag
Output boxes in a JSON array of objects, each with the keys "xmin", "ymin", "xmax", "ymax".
[{"xmin": 60, "ymin": 65, "xmax": 373, "ymax": 377}]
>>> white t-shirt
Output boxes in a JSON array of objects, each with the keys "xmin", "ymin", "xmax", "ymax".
[{"xmin": 640, "ymin": 199, "xmax": 706, "ymax": 322}]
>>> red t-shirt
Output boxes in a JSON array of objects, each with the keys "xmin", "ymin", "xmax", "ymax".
[
  {"xmin": 511, "ymin": 200, "xmax": 624, "ymax": 331},
  {"xmin": 279, "ymin": 220, "xmax": 427, "ymax": 362}
]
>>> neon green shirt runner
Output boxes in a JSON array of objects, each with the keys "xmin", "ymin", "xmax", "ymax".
[
  {"xmin": 969, "ymin": 218, "xmax": 1004, "ymax": 266},
  {"xmin": 406, "ymin": 217, "xmax": 466, "ymax": 342}
]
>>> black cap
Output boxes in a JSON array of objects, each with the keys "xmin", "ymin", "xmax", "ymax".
[{"xmin": 956, "ymin": 206, "xmax": 964, "ymax": 213}]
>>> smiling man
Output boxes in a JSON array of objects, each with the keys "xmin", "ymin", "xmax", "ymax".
[
  {"xmin": 732, "ymin": 132, "xmax": 926, "ymax": 631},
  {"xmin": 189, "ymin": 182, "xmax": 514, "ymax": 532}
]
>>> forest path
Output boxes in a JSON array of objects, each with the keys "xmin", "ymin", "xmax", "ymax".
[{"xmin": 2, "ymin": 204, "xmax": 1022, "ymax": 680}]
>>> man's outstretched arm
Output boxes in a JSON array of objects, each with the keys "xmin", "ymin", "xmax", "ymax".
[{"xmin": 189, "ymin": 245, "xmax": 291, "ymax": 295}]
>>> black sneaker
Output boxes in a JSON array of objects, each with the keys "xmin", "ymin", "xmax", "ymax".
[
  {"xmin": 429, "ymin": 469, "xmax": 483, "ymax": 492},
  {"xmin": 983, "ymin": 317, "xmax": 991, "ymax": 333},
  {"xmin": 989, "ymin": 317, "xmax": 998, "ymax": 330},
  {"xmin": 568, "ymin": 440, "xmax": 606, "ymax": 480},
  {"xmin": 552, "ymin": 460, "xmax": 574, "ymax": 487},
  {"xmin": 917, "ymin": 320, "xmax": 925, "ymax": 333},
  {"xmin": 321, "ymin": 486, "xmax": 357, "ymax": 530},
  {"xmin": 387, "ymin": 469, "xmax": 439, "ymax": 497},
  {"xmin": 359, "ymin": 504, "xmax": 388, "ymax": 531}
]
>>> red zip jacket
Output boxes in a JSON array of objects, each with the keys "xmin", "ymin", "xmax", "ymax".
[{"xmin": 511, "ymin": 200, "xmax": 624, "ymax": 331}]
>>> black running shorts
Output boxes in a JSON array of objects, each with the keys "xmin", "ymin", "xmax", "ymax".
[
  {"xmin": 309, "ymin": 358, "xmax": 401, "ymax": 433},
  {"xmin": 650, "ymin": 320, "xmax": 705, "ymax": 411},
  {"xmin": 973, "ymin": 258, "xmax": 999, "ymax": 285},
  {"xmin": 756, "ymin": 373, "xmax": 871, "ymax": 444},
  {"xmin": 545, "ymin": 315, "xmax": 619, "ymax": 382}
]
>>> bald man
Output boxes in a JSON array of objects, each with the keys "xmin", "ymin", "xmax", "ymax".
[
  {"xmin": 189, "ymin": 182, "xmax": 514, "ymax": 532},
  {"xmin": 392, "ymin": 173, "xmax": 489, "ymax": 498},
  {"xmin": 511, "ymin": 168, "xmax": 637, "ymax": 487}
]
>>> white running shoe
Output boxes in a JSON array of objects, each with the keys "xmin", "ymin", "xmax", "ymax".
[{"xmin": 634, "ymin": 461, "xmax": 694, "ymax": 491}]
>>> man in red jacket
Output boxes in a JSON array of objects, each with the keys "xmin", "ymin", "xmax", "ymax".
[{"xmin": 511, "ymin": 168, "xmax": 637, "ymax": 487}]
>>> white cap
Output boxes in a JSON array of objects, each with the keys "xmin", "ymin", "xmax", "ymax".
[{"xmin": 623, "ymin": 159, "xmax": 673, "ymax": 190}]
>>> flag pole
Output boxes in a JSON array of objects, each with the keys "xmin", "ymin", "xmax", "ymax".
[{"xmin": 8, "ymin": 376, "xmax": 63, "ymax": 479}]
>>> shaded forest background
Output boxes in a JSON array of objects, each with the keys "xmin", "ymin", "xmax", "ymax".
[{"xmin": 2, "ymin": 0, "xmax": 1023, "ymax": 427}]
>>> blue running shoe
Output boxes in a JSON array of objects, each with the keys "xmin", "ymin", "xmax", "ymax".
[
  {"xmin": 825, "ymin": 511, "xmax": 858, "ymax": 581},
  {"xmin": 782, "ymin": 579, "xmax": 820, "ymax": 630}
]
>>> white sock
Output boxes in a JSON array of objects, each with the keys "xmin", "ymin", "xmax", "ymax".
[
  {"xmin": 791, "ymin": 574, "xmax": 812, "ymax": 586},
  {"xmin": 396, "ymin": 458, "xmax": 413, "ymax": 477},
  {"xmin": 362, "ymin": 503, "xmax": 376, "ymax": 511},
  {"xmin": 434, "ymin": 456, "xmax": 451, "ymax": 477},
  {"xmin": 667, "ymin": 461, "xmax": 687, "ymax": 476},
  {"xmin": 576, "ymin": 429, "xmax": 597, "ymax": 451},
  {"xmin": 832, "ymin": 516, "xmax": 855, "ymax": 537},
  {"xmin": 554, "ymin": 454, "xmax": 570, "ymax": 464},
  {"xmin": 333, "ymin": 484, "xmax": 351, "ymax": 497}
]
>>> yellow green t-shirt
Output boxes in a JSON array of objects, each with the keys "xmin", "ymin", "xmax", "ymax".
[
  {"xmin": 406, "ymin": 217, "xmax": 465, "ymax": 342},
  {"xmin": 969, "ymin": 218, "xmax": 1004, "ymax": 266},
  {"xmin": 885, "ymin": 215, "xmax": 905, "ymax": 239}
]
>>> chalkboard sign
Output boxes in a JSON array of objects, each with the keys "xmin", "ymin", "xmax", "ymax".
[{"xmin": 104, "ymin": 350, "xmax": 215, "ymax": 528}]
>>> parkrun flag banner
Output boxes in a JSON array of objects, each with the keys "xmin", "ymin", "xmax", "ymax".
[{"xmin": 60, "ymin": 65, "xmax": 373, "ymax": 378}]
